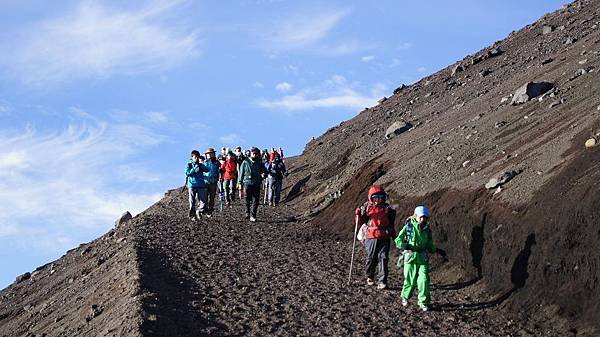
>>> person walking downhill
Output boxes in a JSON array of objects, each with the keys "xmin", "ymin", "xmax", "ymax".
[
  {"xmin": 238, "ymin": 147, "xmax": 267, "ymax": 222},
  {"xmin": 262, "ymin": 150, "xmax": 270, "ymax": 204},
  {"xmin": 221, "ymin": 151, "xmax": 238, "ymax": 206},
  {"xmin": 395, "ymin": 206, "xmax": 445, "ymax": 312},
  {"xmin": 355, "ymin": 185, "xmax": 396, "ymax": 290},
  {"xmin": 203, "ymin": 148, "xmax": 221, "ymax": 217},
  {"xmin": 186, "ymin": 150, "xmax": 209, "ymax": 221},
  {"xmin": 266, "ymin": 153, "xmax": 287, "ymax": 206},
  {"xmin": 234, "ymin": 146, "xmax": 246, "ymax": 200}
]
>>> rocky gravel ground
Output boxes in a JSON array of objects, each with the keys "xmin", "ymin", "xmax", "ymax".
[{"xmin": 133, "ymin": 188, "xmax": 569, "ymax": 337}]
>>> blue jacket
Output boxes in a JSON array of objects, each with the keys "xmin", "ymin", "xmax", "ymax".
[
  {"xmin": 203, "ymin": 159, "xmax": 220, "ymax": 184},
  {"xmin": 186, "ymin": 160, "xmax": 208, "ymax": 188}
]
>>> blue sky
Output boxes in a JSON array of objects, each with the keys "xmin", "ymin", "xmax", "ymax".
[{"xmin": 0, "ymin": 0, "xmax": 566, "ymax": 288}]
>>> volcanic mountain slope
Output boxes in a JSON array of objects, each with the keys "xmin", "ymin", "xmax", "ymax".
[
  {"xmin": 0, "ymin": 188, "xmax": 578, "ymax": 336},
  {"xmin": 284, "ymin": 0, "xmax": 600, "ymax": 332},
  {"xmin": 1, "ymin": 0, "xmax": 600, "ymax": 336}
]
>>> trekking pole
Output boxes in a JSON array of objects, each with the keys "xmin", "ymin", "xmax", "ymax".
[
  {"xmin": 219, "ymin": 191, "xmax": 224, "ymax": 212},
  {"xmin": 348, "ymin": 214, "xmax": 360, "ymax": 284}
]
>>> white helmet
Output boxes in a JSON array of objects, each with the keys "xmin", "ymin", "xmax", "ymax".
[{"xmin": 414, "ymin": 206, "xmax": 430, "ymax": 218}]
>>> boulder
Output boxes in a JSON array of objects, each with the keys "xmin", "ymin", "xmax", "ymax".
[
  {"xmin": 115, "ymin": 211, "xmax": 132, "ymax": 227},
  {"xmin": 451, "ymin": 64, "xmax": 464, "ymax": 76},
  {"xmin": 385, "ymin": 121, "xmax": 412, "ymax": 140},
  {"xmin": 585, "ymin": 138, "xmax": 597, "ymax": 149},
  {"xmin": 511, "ymin": 82, "xmax": 554, "ymax": 105},
  {"xmin": 485, "ymin": 171, "xmax": 518, "ymax": 189},
  {"xmin": 541, "ymin": 58, "xmax": 554, "ymax": 65},
  {"xmin": 393, "ymin": 84, "xmax": 407, "ymax": 95},
  {"xmin": 15, "ymin": 272, "xmax": 31, "ymax": 284},
  {"xmin": 542, "ymin": 25, "xmax": 554, "ymax": 34}
]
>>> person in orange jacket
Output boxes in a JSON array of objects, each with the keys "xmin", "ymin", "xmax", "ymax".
[{"xmin": 356, "ymin": 185, "xmax": 396, "ymax": 289}]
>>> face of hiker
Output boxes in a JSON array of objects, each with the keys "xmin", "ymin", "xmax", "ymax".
[
  {"xmin": 251, "ymin": 151, "xmax": 260, "ymax": 160},
  {"xmin": 372, "ymin": 196, "xmax": 385, "ymax": 205},
  {"xmin": 418, "ymin": 216, "xmax": 429, "ymax": 225},
  {"xmin": 192, "ymin": 154, "xmax": 200, "ymax": 163}
]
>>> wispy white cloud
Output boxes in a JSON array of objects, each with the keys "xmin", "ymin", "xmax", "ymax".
[
  {"xmin": 361, "ymin": 55, "xmax": 375, "ymax": 63},
  {"xmin": 389, "ymin": 58, "xmax": 402, "ymax": 68},
  {"xmin": 259, "ymin": 8, "xmax": 370, "ymax": 56},
  {"xmin": 256, "ymin": 75, "xmax": 386, "ymax": 111},
  {"xmin": 253, "ymin": 81, "xmax": 264, "ymax": 88},
  {"xmin": 0, "ymin": 116, "xmax": 164, "ymax": 254},
  {"xmin": 0, "ymin": 100, "xmax": 11, "ymax": 115},
  {"xmin": 219, "ymin": 133, "xmax": 244, "ymax": 145},
  {"xmin": 269, "ymin": 9, "xmax": 350, "ymax": 48},
  {"xmin": 275, "ymin": 82, "xmax": 293, "ymax": 92},
  {"xmin": 0, "ymin": 222, "xmax": 19, "ymax": 238},
  {"xmin": 284, "ymin": 65, "xmax": 299, "ymax": 73},
  {"xmin": 144, "ymin": 111, "xmax": 169, "ymax": 124},
  {"xmin": 397, "ymin": 42, "xmax": 412, "ymax": 51},
  {"xmin": 1, "ymin": 1, "xmax": 200, "ymax": 85},
  {"xmin": 417, "ymin": 66, "xmax": 426, "ymax": 73},
  {"xmin": 116, "ymin": 164, "xmax": 161, "ymax": 183},
  {"xmin": 319, "ymin": 40, "xmax": 364, "ymax": 56}
]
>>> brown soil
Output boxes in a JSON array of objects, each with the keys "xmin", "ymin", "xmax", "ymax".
[{"xmin": 2, "ymin": 0, "xmax": 600, "ymax": 336}]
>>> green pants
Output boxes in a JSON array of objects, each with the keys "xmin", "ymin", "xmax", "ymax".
[{"xmin": 401, "ymin": 263, "xmax": 430, "ymax": 305}]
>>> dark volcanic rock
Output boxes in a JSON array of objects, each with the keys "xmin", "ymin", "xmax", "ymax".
[
  {"xmin": 511, "ymin": 81, "xmax": 554, "ymax": 105},
  {"xmin": 115, "ymin": 211, "xmax": 133, "ymax": 227},
  {"xmin": 15, "ymin": 272, "xmax": 30, "ymax": 284}
]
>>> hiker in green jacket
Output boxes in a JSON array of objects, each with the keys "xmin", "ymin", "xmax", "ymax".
[
  {"xmin": 395, "ymin": 206, "xmax": 441, "ymax": 312},
  {"xmin": 237, "ymin": 147, "xmax": 267, "ymax": 222}
]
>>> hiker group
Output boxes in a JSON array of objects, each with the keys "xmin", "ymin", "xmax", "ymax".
[
  {"xmin": 186, "ymin": 147, "xmax": 444, "ymax": 311},
  {"xmin": 355, "ymin": 185, "xmax": 447, "ymax": 312},
  {"xmin": 186, "ymin": 146, "xmax": 286, "ymax": 222}
]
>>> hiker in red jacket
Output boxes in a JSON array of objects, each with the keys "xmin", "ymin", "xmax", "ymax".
[
  {"xmin": 221, "ymin": 151, "xmax": 238, "ymax": 206},
  {"xmin": 356, "ymin": 185, "xmax": 397, "ymax": 289}
]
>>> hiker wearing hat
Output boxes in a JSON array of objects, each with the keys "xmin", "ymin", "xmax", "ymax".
[
  {"xmin": 221, "ymin": 151, "xmax": 238, "ymax": 206},
  {"xmin": 237, "ymin": 147, "xmax": 268, "ymax": 222},
  {"xmin": 266, "ymin": 152, "xmax": 287, "ymax": 206},
  {"xmin": 395, "ymin": 206, "xmax": 440, "ymax": 312},
  {"xmin": 186, "ymin": 150, "xmax": 209, "ymax": 220},
  {"xmin": 355, "ymin": 185, "xmax": 396, "ymax": 290},
  {"xmin": 203, "ymin": 148, "xmax": 221, "ymax": 217}
]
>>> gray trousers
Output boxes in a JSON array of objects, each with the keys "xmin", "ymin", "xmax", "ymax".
[
  {"xmin": 188, "ymin": 187, "xmax": 207, "ymax": 216},
  {"xmin": 267, "ymin": 177, "xmax": 283, "ymax": 205},
  {"xmin": 365, "ymin": 238, "xmax": 391, "ymax": 284},
  {"xmin": 223, "ymin": 179, "xmax": 237, "ymax": 203},
  {"xmin": 263, "ymin": 179, "xmax": 269, "ymax": 203}
]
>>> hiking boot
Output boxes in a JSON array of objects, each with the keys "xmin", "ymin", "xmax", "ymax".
[
  {"xmin": 377, "ymin": 283, "xmax": 387, "ymax": 290},
  {"xmin": 419, "ymin": 304, "xmax": 429, "ymax": 312},
  {"xmin": 196, "ymin": 210, "xmax": 203, "ymax": 219},
  {"xmin": 245, "ymin": 214, "xmax": 250, "ymax": 219},
  {"xmin": 401, "ymin": 298, "xmax": 408, "ymax": 307},
  {"xmin": 205, "ymin": 213, "xmax": 212, "ymax": 218},
  {"xmin": 250, "ymin": 216, "xmax": 257, "ymax": 222},
  {"xmin": 366, "ymin": 278, "xmax": 375, "ymax": 286},
  {"xmin": 189, "ymin": 216, "xmax": 197, "ymax": 222}
]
